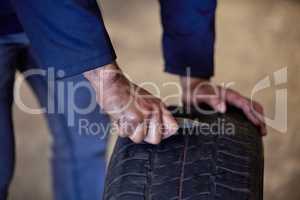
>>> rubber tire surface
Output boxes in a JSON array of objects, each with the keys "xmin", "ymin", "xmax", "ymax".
[{"xmin": 104, "ymin": 106, "xmax": 264, "ymax": 200}]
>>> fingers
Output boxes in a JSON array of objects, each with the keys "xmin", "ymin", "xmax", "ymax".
[
  {"xmin": 117, "ymin": 104, "xmax": 177, "ymax": 144},
  {"xmin": 104, "ymin": 76, "xmax": 179, "ymax": 144},
  {"xmin": 259, "ymin": 122, "xmax": 267, "ymax": 136},
  {"xmin": 206, "ymin": 96, "xmax": 226, "ymax": 114},
  {"xmin": 129, "ymin": 122, "xmax": 147, "ymax": 143},
  {"xmin": 251, "ymin": 101, "xmax": 267, "ymax": 136},
  {"xmin": 144, "ymin": 108, "xmax": 163, "ymax": 144},
  {"xmin": 193, "ymin": 85, "xmax": 227, "ymax": 114},
  {"xmin": 161, "ymin": 106, "xmax": 179, "ymax": 139},
  {"xmin": 225, "ymin": 89, "xmax": 267, "ymax": 136},
  {"xmin": 182, "ymin": 78, "xmax": 267, "ymax": 136},
  {"xmin": 227, "ymin": 90, "xmax": 259, "ymax": 125},
  {"xmin": 225, "ymin": 89, "xmax": 259, "ymax": 124}
]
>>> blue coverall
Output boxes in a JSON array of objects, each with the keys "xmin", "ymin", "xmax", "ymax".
[{"xmin": 0, "ymin": 0, "xmax": 217, "ymax": 199}]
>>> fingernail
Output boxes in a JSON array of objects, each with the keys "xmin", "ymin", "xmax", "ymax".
[
  {"xmin": 218, "ymin": 102, "xmax": 226, "ymax": 113},
  {"xmin": 164, "ymin": 125, "xmax": 179, "ymax": 138},
  {"xmin": 163, "ymin": 132, "xmax": 173, "ymax": 139}
]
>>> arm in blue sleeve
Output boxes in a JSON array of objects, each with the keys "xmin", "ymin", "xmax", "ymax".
[
  {"xmin": 11, "ymin": 0, "xmax": 116, "ymax": 78},
  {"xmin": 159, "ymin": 0, "xmax": 217, "ymax": 78}
]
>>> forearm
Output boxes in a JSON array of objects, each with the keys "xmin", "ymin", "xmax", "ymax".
[
  {"xmin": 11, "ymin": 0, "xmax": 116, "ymax": 78},
  {"xmin": 83, "ymin": 62, "xmax": 130, "ymax": 108},
  {"xmin": 84, "ymin": 63, "xmax": 122, "ymax": 89}
]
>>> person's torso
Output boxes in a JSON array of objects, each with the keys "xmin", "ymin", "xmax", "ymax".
[{"xmin": 0, "ymin": 0, "xmax": 23, "ymax": 35}]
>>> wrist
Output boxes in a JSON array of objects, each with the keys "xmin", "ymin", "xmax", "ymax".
[
  {"xmin": 84, "ymin": 62, "xmax": 125, "ymax": 89},
  {"xmin": 180, "ymin": 76, "xmax": 210, "ymax": 91}
]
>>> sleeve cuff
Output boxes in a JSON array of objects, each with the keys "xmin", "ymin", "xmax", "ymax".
[
  {"xmin": 54, "ymin": 52, "xmax": 117, "ymax": 79},
  {"xmin": 164, "ymin": 64, "xmax": 214, "ymax": 79}
]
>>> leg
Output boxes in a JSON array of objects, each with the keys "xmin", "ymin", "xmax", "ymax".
[
  {"xmin": 0, "ymin": 44, "xmax": 18, "ymax": 200},
  {"xmin": 20, "ymin": 49, "xmax": 110, "ymax": 200}
]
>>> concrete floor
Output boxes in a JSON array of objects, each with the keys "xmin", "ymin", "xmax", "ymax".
[{"xmin": 8, "ymin": 0, "xmax": 300, "ymax": 199}]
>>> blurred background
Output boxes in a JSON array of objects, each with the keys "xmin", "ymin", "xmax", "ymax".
[{"xmin": 8, "ymin": 0, "xmax": 300, "ymax": 199}]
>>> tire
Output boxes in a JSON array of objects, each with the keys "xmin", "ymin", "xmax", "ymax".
[{"xmin": 104, "ymin": 105, "xmax": 264, "ymax": 200}]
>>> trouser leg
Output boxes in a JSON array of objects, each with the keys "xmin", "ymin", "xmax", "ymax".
[
  {"xmin": 20, "ymin": 49, "xmax": 110, "ymax": 200},
  {"xmin": 0, "ymin": 44, "xmax": 18, "ymax": 200}
]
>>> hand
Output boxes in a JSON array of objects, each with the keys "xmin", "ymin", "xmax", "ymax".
[
  {"xmin": 84, "ymin": 63, "xmax": 179, "ymax": 144},
  {"xmin": 180, "ymin": 77, "xmax": 267, "ymax": 136}
]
